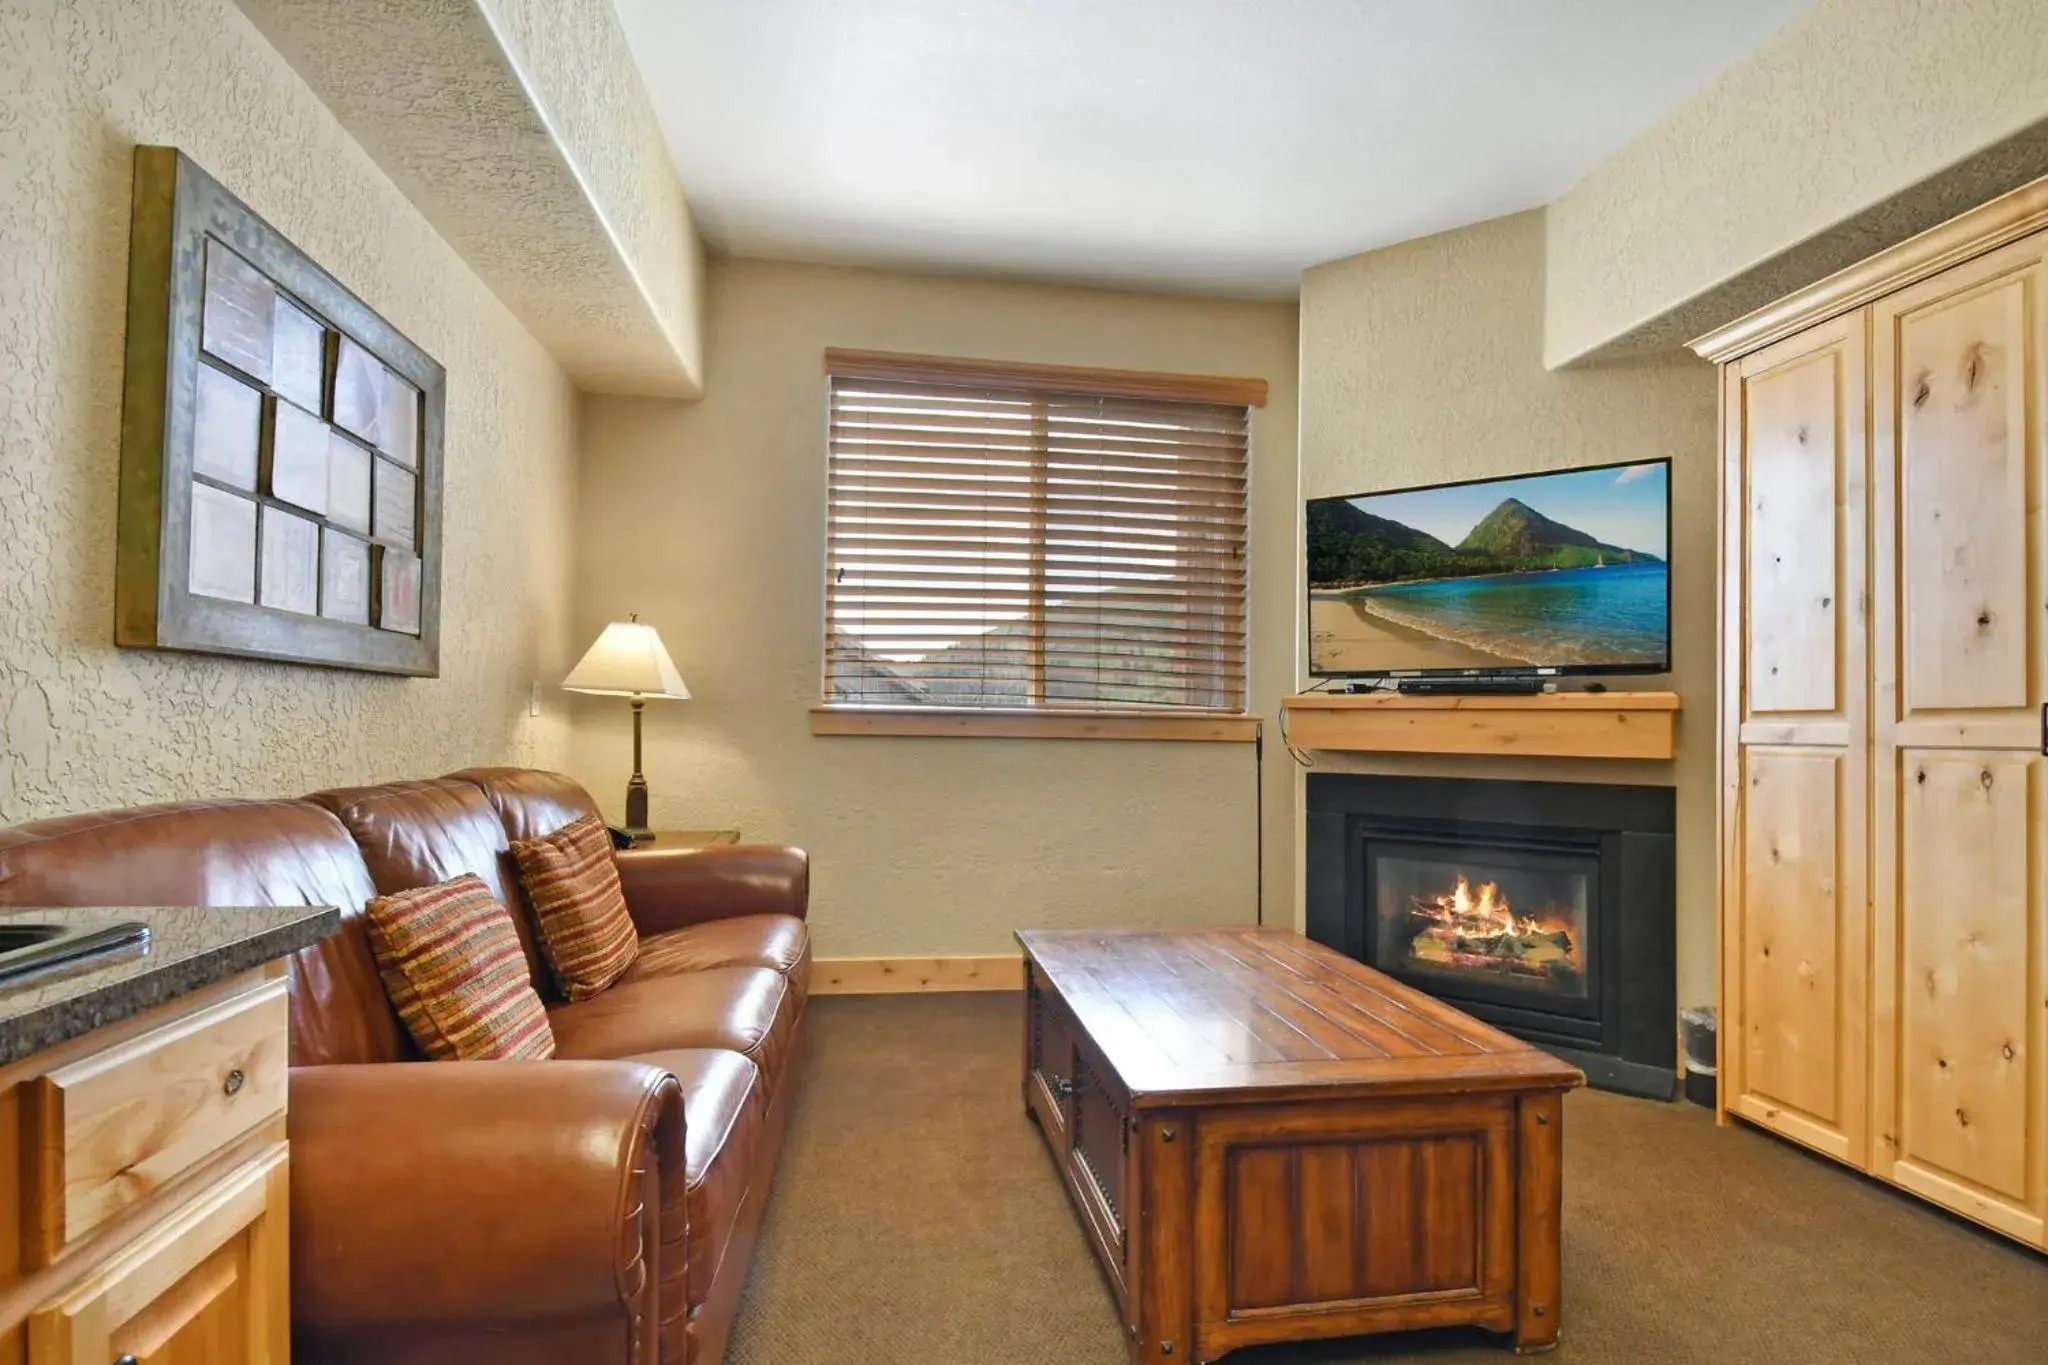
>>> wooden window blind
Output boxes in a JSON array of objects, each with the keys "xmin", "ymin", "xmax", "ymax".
[{"xmin": 822, "ymin": 350, "xmax": 1262, "ymax": 714}]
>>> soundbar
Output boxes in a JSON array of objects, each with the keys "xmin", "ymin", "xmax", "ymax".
[{"xmin": 1395, "ymin": 677, "xmax": 1549, "ymax": 696}]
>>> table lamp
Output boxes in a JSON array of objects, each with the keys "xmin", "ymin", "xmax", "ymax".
[{"xmin": 562, "ymin": 615, "xmax": 690, "ymax": 837}]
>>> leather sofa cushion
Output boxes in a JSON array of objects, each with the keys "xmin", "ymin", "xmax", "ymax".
[
  {"xmin": 0, "ymin": 798, "xmax": 410, "ymax": 1067},
  {"xmin": 622, "ymin": 915, "xmax": 810, "ymax": 983},
  {"xmin": 308, "ymin": 778, "xmax": 549, "ymax": 995},
  {"xmin": 549, "ymin": 967, "xmax": 796, "ymax": 1092},
  {"xmin": 447, "ymin": 767, "xmax": 600, "ymax": 843},
  {"xmin": 625, "ymin": 1048, "xmax": 764, "ymax": 1311}
]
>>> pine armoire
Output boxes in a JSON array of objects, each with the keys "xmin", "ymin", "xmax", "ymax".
[{"xmin": 1696, "ymin": 177, "xmax": 2048, "ymax": 1251}]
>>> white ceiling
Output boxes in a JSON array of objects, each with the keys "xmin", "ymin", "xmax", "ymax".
[{"xmin": 613, "ymin": 0, "xmax": 1809, "ymax": 298}]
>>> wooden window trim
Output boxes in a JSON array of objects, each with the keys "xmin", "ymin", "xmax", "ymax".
[
  {"xmin": 809, "ymin": 705, "xmax": 1260, "ymax": 743},
  {"xmin": 823, "ymin": 348, "xmax": 1268, "ymax": 408},
  {"xmin": 823, "ymin": 353, "xmax": 1256, "ymax": 717}
]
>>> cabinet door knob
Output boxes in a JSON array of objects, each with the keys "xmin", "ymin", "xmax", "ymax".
[
  {"xmin": 116, "ymin": 1355, "xmax": 139, "ymax": 1365},
  {"xmin": 223, "ymin": 1068, "xmax": 246, "ymax": 1097}
]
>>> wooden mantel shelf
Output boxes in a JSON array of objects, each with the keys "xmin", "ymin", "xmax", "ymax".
[{"xmin": 1282, "ymin": 691, "xmax": 1680, "ymax": 761}]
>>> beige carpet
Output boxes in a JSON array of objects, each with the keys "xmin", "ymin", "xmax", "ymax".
[{"xmin": 729, "ymin": 994, "xmax": 2048, "ymax": 1364}]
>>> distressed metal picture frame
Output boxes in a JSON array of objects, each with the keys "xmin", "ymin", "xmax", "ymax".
[{"xmin": 116, "ymin": 146, "xmax": 445, "ymax": 676}]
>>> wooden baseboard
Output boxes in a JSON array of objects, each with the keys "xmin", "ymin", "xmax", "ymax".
[{"xmin": 812, "ymin": 955, "xmax": 1025, "ymax": 995}]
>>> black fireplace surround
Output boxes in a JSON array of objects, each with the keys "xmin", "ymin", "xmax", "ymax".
[{"xmin": 1306, "ymin": 773, "xmax": 1676, "ymax": 1099}]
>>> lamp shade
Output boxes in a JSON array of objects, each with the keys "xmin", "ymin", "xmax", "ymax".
[{"xmin": 561, "ymin": 619, "xmax": 690, "ymax": 699}]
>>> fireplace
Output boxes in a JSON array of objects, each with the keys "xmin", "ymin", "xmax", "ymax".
[
  {"xmin": 1373, "ymin": 841, "xmax": 1593, "ymax": 1004},
  {"xmin": 1307, "ymin": 773, "xmax": 1676, "ymax": 1098}
]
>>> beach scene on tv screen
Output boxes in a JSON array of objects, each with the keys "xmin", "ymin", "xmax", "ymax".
[{"xmin": 1308, "ymin": 462, "xmax": 1669, "ymax": 673}]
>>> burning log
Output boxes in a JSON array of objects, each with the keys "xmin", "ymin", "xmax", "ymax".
[{"xmin": 1406, "ymin": 875, "xmax": 1579, "ymax": 979}]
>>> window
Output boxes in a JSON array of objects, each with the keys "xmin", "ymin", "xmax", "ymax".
[{"xmin": 820, "ymin": 350, "xmax": 1261, "ymax": 726}]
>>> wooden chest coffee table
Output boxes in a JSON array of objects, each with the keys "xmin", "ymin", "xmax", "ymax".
[{"xmin": 1018, "ymin": 927, "xmax": 1583, "ymax": 1362}]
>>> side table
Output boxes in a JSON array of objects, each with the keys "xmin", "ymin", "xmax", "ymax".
[{"xmin": 628, "ymin": 828, "xmax": 740, "ymax": 848}]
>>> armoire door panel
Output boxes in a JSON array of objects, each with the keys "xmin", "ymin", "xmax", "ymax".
[
  {"xmin": 1740, "ymin": 346, "xmax": 1846, "ymax": 718},
  {"xmin": 1870, "ymin": 226, "xmax": 2047, "ymax": 1248},
  {"xmin": 1887, "ymin": 1161, "xmax": 2046, "ymax": 1248},
  {"xmin": 1891, "ymin": 752, "xmax": 2039, "ymax": 1209},
  {"xmin": 1721, "ymin": 312, "xmax": 1869, "ymax": 1169},
  {"xmin": 1896, "ymin": 270, "xmax": 2034, "ymax": 716},
  {"xmin": 1732, "ymin": 746, "xmax": 1863, "ymax": 1161}
]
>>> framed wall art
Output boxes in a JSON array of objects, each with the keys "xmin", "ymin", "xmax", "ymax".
[{"xmin": 115, "ymin": 146, "xmax": 445, "ymax": 675}]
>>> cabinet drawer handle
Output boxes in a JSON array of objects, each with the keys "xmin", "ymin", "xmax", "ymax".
[{"xmin": 223, "ymin": 1068, "xmax": 246, "ymax": 1097}]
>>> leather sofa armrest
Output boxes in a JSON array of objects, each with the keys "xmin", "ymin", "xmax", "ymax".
[
  {"xmin": 289, "ymin": 1061, "xmax": 683, "ymax": 1333},
  {"xmin": 614, "ymin": 844, "xmax": 810, "ymax": 933}
]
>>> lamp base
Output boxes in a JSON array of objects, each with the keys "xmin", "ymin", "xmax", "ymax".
[{"xmin": 625, "ymin": 776, "xmax": 649, "ymax": 831}]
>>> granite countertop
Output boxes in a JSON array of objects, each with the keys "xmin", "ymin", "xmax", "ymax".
[{"xmin": 0, "ymin": 905, "xmax": 340, "ymax": 1065}]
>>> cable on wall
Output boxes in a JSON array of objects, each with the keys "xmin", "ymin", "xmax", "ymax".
[{"xmin": 1254, "ymin": 727, "xmax": 1264, "ymax": 926}]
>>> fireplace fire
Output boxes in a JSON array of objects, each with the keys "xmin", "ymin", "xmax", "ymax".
[
  {"xmin": 1404, "ymin": 873, "xmax": 1583, "ymax": 985},
  {"xmin": 1373, "ymin": 847, "xmax": 1593, "ymax": 1003}
]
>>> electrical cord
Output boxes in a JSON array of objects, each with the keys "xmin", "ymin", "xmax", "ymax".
[
  {"xmin": 1254, "ymin": 726, "xmax": 1264, "ymax": 926},
  {"xmin": 1279, "ymin": 700, "xmax": 1316, "ymax": 769},
  {"xmin": 1279, "ymin": 674, "xmax": 1367, "ymax": 768}
]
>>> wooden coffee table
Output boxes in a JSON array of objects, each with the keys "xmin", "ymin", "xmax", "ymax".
[{"xmin": 1018, "ymin": 926, "xmax": 1583, "ymax": 1362}]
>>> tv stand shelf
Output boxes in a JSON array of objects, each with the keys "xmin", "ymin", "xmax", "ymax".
[{"xmin": 1282, "ymin": 691, "xmax": 1679, "ymax": 760}]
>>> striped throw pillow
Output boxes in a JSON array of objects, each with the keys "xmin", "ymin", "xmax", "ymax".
[
  {"xmin": 366, "ymin": 874, "xmax": 555, "ymax": 1061},
  {"xmin": 509, "ymin": 813, "xmax": 640, "ymax": 1001}
]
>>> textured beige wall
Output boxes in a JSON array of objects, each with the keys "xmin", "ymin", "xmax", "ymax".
[
  {"xmin": 1547, "ymin": 0, "xmax": 2048, "ymax": 365},
  {"xmin": 236, "ymin": 0, "xmax": 705, "ymax": 396},
  {"xmin": 574, "ymin": 260, "xmax": 1299, "ymax": 956},
  {"xmin": 1300, "ymin": 210, "xmax": 1721, "ymax": 1006},
  {"xmin": 474, "ymin": 0, "xmax": 706, "ymax": 388},
  {"xmin": 0, "ymin": 0, "xmax": 578, "ymax": 820}
]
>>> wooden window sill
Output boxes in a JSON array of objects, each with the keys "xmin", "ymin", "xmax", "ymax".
[{"xmin": 809, "ymin": 705, "xmax": 1260, "ymax": 742}]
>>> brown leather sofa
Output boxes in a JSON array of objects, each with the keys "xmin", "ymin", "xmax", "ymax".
[{"xmin": 0, "ymin": 766, "xmax": 808, "ymax": 1365}]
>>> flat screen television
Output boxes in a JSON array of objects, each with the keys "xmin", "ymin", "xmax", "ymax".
[{"xmin": 1306, "ymin": 458, "xmax": 1670, "ymax": 678}]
